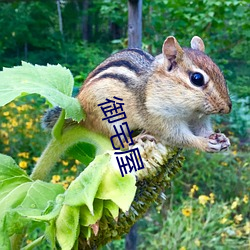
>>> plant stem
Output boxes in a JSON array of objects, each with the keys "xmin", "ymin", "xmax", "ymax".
[
  {"xmin": 10, "ymin": 232, "xmax": 25, "ymax": 250},
  {"xmin": 30, "ymin": 126, "xmax": 112, "ymax": 181}
]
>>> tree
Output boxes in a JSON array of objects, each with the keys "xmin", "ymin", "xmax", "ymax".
[{"xmin": 128, "ymin": 0, "xmax": 142, "ymax": 48}]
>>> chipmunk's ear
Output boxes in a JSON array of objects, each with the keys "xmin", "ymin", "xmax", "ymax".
[
  {"xmin": 191, "ymin": 36, "xmax": 205, "ymax": 52},
  {"xmin": 162, "ymin": 36, "xmax": 184, "ymax": 63}
]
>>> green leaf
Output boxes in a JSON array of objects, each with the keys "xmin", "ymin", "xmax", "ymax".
[
  {"xmin": 20, "ymin": 181, "xmax": 64, "ymax": 213},
  {"xmin": 56, "ymin": 205, "xmax": 80, "ymax": 250},
  {"xmin": 27, "ymin": 200, "xmax": 63, "ymax": 222},
  {"xmin": 0, "ymin": 182, "xmax": 32, "ymax": 248},
  {"xmin": 80, "ymin": 199, "xmax": 103, "ymax": 227},
  {"xmin": 1, "ymin": 181, "xmax": 64, "ymax": 239},
  {"xmin": 45, "ymin": 220, "xmax": 56, "ymax": 249},
  {"xmin": 66, "ymin": 142, "xmax": 96, "ymax": 165},
  {"xmin": 103, "ymin": 200, "xmax": 119, "ymax": 219},
  {"xmin": 0, "ymin": 154, "xmax": 65, "ymax": 244},
  {"xmin": 4, "ymin": 211, "xmax": 35, "ymax": 241},
  {"xmin": 0, "ymin": 154, "xmax": 30, "ymax": 181},
  {"xmin": 96, "ymin": 159, "xmax": 136, "ymax": 212},
  {"xmin": 0, "ymin": 62, "xmax": 84, "ymax": 122},
  {"xmin": 0, "ymin": 182, "xmax": 33, "ymax": 218},
  {"xmin": 64, "ymin": 153, "xmax": 110, "ymax": 213},
  {"xmin": 64, "ymin": 151, "xmax": 137, "ymax": 213},
  {"xmin": 80, "ymin": 226, "xmax": 92, "ymax": 240},
  {"xmin": 0, "ymin": 231, "xmax": 10, "ymax": 250},
  {"xmin": 0, "ymin": 176, "xmax": 32, "ymax": 201}
]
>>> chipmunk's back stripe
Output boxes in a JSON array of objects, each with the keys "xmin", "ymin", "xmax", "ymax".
[
  {"xmin": 123, "ymin": 48, "xmax": 154, "ymax": 62},
  {"xmin": 91, "ymin": 60, "xmax": 140, "ymax": 79},
  {"xmin": 96, "ymin": 73, "xmax": 130, "ymax": 85}
]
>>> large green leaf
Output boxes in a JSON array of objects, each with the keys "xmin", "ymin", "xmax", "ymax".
[
  {"xmin": 0, "ymin": 154, "xmax": 65, "ymax": 248},
  {"xmin": 0, "ymin": 154, "xmax": 30, "ymax": 181},
  {"xmin": 96, "ymin": 161, "xmax": 136, "ymax": 212},
  {"xmin": 56, "ymin": 205, "xmax": 80, "ymax": 250},
  {"xmin": 0, "ymin": 176, "xmax": 31, "ymax": 201},
  {"xmin": 0, "ymin": 62, "xmax": 84, "ymax": 121},
  {"xmin": 64, "ymin": 152, "xmax": 137, "ymax": 213},
  {"xmin": 20, "ymin": 181, "xmax": 64, "ymax": 212},
  {"xmin": 63, "ymin": 153, "xmax": 110, "ymax": 213}
]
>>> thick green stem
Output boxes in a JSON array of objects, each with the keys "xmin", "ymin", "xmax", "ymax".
[{"xmin": 30, "ymin": 126, "xmax": 112, "ymax": 181}]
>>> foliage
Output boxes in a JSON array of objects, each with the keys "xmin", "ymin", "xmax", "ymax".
[
  {"xmin": 0, "ymin": 62, "xmax": 84, "ymax": 121},
  {"xmin": 138, "ymin": 193, "xmax": 249, "ymax": 249},
  {"xmin": 0, "ymin": 0, "xmax": 249, "ymax": 98}
]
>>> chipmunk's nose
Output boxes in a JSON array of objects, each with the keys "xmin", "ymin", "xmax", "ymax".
[{"xmin": 219, "ymin": 101, "xmax": 232, "ymax": 114}]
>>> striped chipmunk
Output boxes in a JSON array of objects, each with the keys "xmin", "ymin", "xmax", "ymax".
[{"xmin": 43, "ymin": 36, "xmax": 232, "ymax": 153}]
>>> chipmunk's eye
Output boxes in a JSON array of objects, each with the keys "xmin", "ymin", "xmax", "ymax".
[{"xmin": 190, "ymin": 72, "xmax": 204, "ymax": 87}]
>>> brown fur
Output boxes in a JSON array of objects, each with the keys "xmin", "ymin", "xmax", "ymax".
[{"xmin": 77, "ymin": 36, "xmax": 232, "ymax": 152}]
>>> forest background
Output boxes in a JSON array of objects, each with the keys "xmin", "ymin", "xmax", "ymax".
[{"xmin": 0, "ymin": 0, "xmax": 249, "ymax": 249}]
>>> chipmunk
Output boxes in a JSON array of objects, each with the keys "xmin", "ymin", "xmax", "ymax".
[{"xmin": 43, "ymin": 36, "xmax": 232, "ymax": 153}]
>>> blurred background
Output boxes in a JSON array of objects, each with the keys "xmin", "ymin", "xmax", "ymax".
[{"xmin": 0, "ymin": 0, "xmax": 249, "ymax": 249}]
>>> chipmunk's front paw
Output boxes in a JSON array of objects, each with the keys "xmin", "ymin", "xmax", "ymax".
[
  {"xmin": 206, "ymin": 133, "xmax": 230, "ymax": 152},
  {"xmin": 133, "ymin": 132, "xmax": 156, "ymax": 144}
]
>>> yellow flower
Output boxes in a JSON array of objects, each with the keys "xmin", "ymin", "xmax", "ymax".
[
  {"xmin": 63, "ymin": 182, "xmax": 69, "ymax": 189},
  {"xmin": 0, "ymin": 130, "xmax": 8, "ymax": 138},
  {"xmin": 244, "ymin": 221, "xmax": 250, "ymax": 234},
  {"xmin": 19, "ymin": 161, "xmax": 28, "ymax": 169},
  {"xmin": 194, "ymin": 238, "xmax": 201, "ymax": 247},
  {"xmin": 220, "ymin": 217, "xmax": 228, "ymax": 224},
  {"xmin": 182, "ymin": 207, "xmax": 192, "ymax": 217},
  {"xmin": 18, "ymin": 152, "xmax": 30, "ymax": 159},
  {"xmin": 221, "ymin": 162, "xmax": 228, "ymax": 167},
  {"xmin": 243, "ymin": 195, "xmax": 248, "ymax": 204},
  {"xmin": 11, "ymin": 119, "xmax": 18, "ymax": 127},
  {"xmin": 51, "ymin": 175, "xmax": 61, "ymax": 183},
  {"xmin": 209, "ymin": 193, "xmax": 215, "ymax": 204},
  {"xmin": 75, "ymin": 159, "xmax": 81, "ymax": 165},
  {"xmin": 3, "ymin": 138, "xmax": 9, "ymax": 145},
  {"xmin": 189, "ymin": 184, "xmax": 199, "ymax": 197},
  {"xmin": 26, "ymin": 121, "xmax": 33, "ymax": 129},
  {"xmin": 4, "ymin": 147, "xmax": 10, "ymax": 152},
  {"xmin": 32, "ymin": 157, "xmax": 39, "ymax": 162},
  {"xmin": 62, "ymin": 160, "xmax": 69, "ymax": 166},
  {"xmin": 66, "ymin": 176, "xmax": 75, "ymax": 182},
  {"xmin": 198, "ymin": 195, "xmax": 210, "ymax": 206},
  {"xmin": 70, "ymin": 165, "xmax": 77, "ymax": 172},
  {"xmin": 231, "ymin": 198, "xmax": 239, "ymax": 209},
  {"xmin": 234, "ymin": 214, "xmax": 243, "ymax": 224},
  {"xmin": 3, "ymin": 111, "xmax": 9, "ymax": 116},
  {"xmin": 232, "ymin": 150, "xmax": 237, "ymax": 156},
  {"xmin": 9, "ymin": 102, "xmax": 16, "ymax": 108},
  {"xmin": 179, "ymin": 247, "xmax": 186, "ymax": 250}
]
